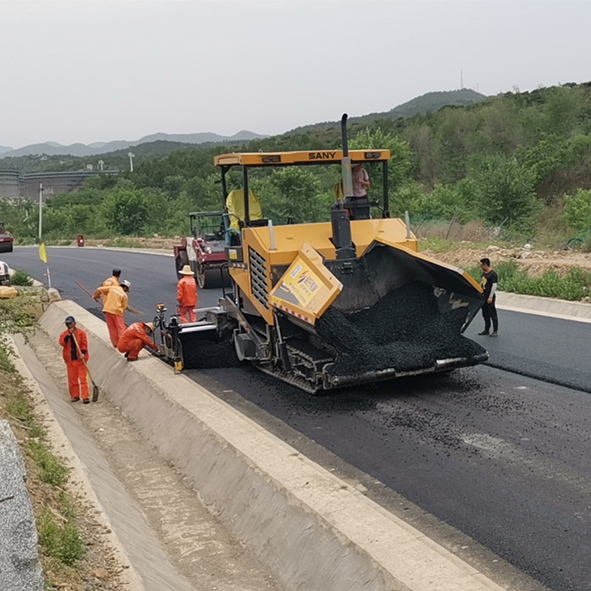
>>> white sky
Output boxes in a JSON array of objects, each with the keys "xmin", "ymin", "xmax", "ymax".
[{"xmin": 1, "ymin": 0, "xmax": 590, "ymax": 148}]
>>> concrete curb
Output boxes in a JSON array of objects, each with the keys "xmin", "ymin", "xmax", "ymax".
[
  {"xmin": 39, "ymin": 300, "xmax": 508, "ymax": 591},
  {"xmin": 14, "ymin": 245, "xmax": 172, "ymax": 257},
  {"xmin": 496, "ymin": 291, "xmax": 591, "ymax": 323}
]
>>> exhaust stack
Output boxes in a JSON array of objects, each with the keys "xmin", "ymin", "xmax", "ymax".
[{"xmin": 331, "ymin": 114, "xmax": 355, "ymax": 260}]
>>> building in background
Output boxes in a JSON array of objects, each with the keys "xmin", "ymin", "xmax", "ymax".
[{"xmin": 0, "ymin": 170, "xmax": 118, "ymax": 200}]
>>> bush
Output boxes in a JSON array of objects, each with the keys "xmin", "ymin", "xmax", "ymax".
[
  {"xmin": 412, "ymin": 180, "xmax": 476, "ymax": 223},
  {"xmin": 468, "ymin": 155, "xmax": 540, "ymax": 232},
  {"xmin": 10, "ymin": 268, "xmax": 33, "ymax": 286},
  {"xmin": 101, "ymin": 186, "xmax": 150, "ymax": 235},
  {"xmin": 563, "ymin": 188, "xmax": 591, "ymax": 233}
]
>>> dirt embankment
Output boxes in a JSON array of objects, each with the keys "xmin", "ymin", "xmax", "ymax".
[{"xmin": 423, "ymin": 244, "xmax": 591, "ymax": 277}]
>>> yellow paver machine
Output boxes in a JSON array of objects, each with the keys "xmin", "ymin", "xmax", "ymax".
[{"xmin": 159, "ymin": 115, "xmax": 488, "ymax": 393}]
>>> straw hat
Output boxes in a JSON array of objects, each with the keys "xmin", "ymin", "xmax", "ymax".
[{"xmin": 179, "ymin": 265, "xmax": 195, "ymax": 276}]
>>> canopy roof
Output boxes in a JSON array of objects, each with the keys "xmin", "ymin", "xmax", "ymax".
[{"xmin": 214, "ymin": 149, "xmax": 391, "ymax": 168}]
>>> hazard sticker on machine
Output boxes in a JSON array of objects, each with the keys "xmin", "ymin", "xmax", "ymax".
[{"xmin": 269, "ymin": 243, "xmax": 342, "ymax": 323}]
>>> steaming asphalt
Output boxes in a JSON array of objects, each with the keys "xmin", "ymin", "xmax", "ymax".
[{"xmin": 6, "ymin": 246, "xmax": 591, "ymax": 591}]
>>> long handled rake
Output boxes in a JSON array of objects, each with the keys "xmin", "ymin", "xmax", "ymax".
[{"xmin": 76, "ymin": 281, "xmax": 143, "ymax": 315}]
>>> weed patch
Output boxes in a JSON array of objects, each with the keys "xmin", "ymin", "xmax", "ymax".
[
  {"xmin": 0, "ymin": 293, "xmax": 39, "ymax": 335},
  {"xmin": 0, "ymin": 340, "xmax": 14, "ymax": 372},
  {"xmin": 467, "ymin": 260, "xmax": 591, "ymax": 301},
  {"xmin": 38, "ymin": 508, "xmax": 86, "ymax": 567},
  {"xmin": 29, "ymin": 440, "xmax": 68, "ymax": 486}
]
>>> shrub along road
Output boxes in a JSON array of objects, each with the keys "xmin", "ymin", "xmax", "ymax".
[{"xmin": 5, "ymin": 246, "xmax": 591, "ymax": 591}]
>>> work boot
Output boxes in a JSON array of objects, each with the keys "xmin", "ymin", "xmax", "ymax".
[
  {"xmin": 71, "ymin": 397, "xmax": 80, "ymax": 403},
  {"xmin": 490, "ymin": 332, "xmax": 499, "ymax": 337},
  {"xmin": 83, "ymin": 398, "xmax": 90, "ymax": 404},
  {"xmin": 478, "ymin": 331, "xmax": 489, "ymax": 336},
  {"xmin": 127, "ymin": 357, "xmax": 138, "ymax": 362}
]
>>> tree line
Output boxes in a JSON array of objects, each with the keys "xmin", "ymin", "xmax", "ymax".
[{"xmin": 3, "ymin": 82, "xmax": 591, "ymax": 243}]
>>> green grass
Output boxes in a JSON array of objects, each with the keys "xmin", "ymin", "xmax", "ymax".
[
  {"xmin": 101, "ymin": 237, "xmax": 148, "ymax": 248},
  {"xmin": 29, "ymin": 440, "xmax": 69, "ymax": 486},
  {"xmin": 421, "ymin": 237, "xmax": 456, "ymax": 252},
  {"xmin": 467, "ymin": 261, "xmax": 591, "ymax": 301},
  {"xmin": 6, "ymin": 389, "xmax": 45, "ymax": 438},
  {"xmin": 38, "ymin": 507, "xmax": 86, "ymax": 567}
]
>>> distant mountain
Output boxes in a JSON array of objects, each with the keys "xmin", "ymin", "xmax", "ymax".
[
  {"xmin": 290, "ymin": 89, "xmax": 488, "ymax": 133},
  {"xmin": 1, "ymin": 130, "xmax": 268, "ymax": 158}
]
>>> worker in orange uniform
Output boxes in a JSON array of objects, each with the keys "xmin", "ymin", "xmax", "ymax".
[
  {"xmin": 93, "ymin": 279, "xmax": 130, "ymax": 347},
  {"xmin": 58, "ymin": 316, "xmax": 90, "ymax": 404},
  {"xmin": 102, "ymin": 268, "xmax": 121, "ymax": 287},
  {"xmin": 177, "ymin": 265, "xmax": 197, "ymax": 323},
  {"xmin": 117, "ymin": 322, "xmax": 158, "ymax": 361}
]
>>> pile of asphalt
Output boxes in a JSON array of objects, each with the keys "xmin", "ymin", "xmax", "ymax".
[{"xmin": 316, "ymin": 281, "xmax": 485, "ymax": 378}]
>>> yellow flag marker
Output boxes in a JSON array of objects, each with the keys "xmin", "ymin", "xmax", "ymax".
[{"xmin": 39, "ymin": 243, "xmax": 48, "ymax": 264}]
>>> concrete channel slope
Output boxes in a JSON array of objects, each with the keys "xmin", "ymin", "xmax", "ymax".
[
  {"xmin": 39, "ymin": 299, "xmax": 508, "ymax": 591},
  {"xmin": 12, "ymin": 338, "xmax": 193, "ymax": 591}
]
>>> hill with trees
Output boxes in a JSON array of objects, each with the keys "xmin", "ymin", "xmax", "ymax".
[
  {"xmin": 3, "ymin": 82, "xmax": 591, "ymax": 251},
  {"xmin": 289, "ymin": 89, "xmax": 487, "ymax": 133}
]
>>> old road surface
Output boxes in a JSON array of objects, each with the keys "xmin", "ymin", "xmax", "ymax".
[{"xmin": 7, "ymin": 246, "xmax": 591, "ymax": 591}]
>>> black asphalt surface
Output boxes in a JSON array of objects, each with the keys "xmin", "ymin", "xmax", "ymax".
[
  {"xmin": 465, "ymin": 310, "xmax": 591, "ymax": 393},
  {"xmin": 3, "ymin": 246, "xmax": 222, "ymax": 322},
  {"xmin": 6, "ymin": 246, "xmax": 591, "ymax": 591}
]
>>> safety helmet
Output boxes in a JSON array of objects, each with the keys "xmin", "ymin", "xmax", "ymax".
[
  {"xmin": 144, "ymin": 322, "xmax": 154, "ymax": 333},
  {"xmin": 65, "ymin": 316, "xmax": 76, "ymax": 325},
  {"xmin": 120, "ymin": 279, "xmax": 131, "ymax": 289}
]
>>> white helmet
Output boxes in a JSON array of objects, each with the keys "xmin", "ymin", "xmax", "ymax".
[{"xmin": 120, "ymin": 280, "xmax": 131, "ymax": 289}]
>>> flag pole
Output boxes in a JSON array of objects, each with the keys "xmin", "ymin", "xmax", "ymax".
[{"xmin": 39, "ymin": 243, "xmax": 50, "ymax": 288}]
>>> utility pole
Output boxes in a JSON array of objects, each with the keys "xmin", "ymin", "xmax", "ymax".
[
  {"xmin": 38, "ymin": 183, "xmax": 43, "ymax": 241},
  {"xmin": 128, "ymin": 151, "xmax": 135, "ymax": 172},
  {"xmin": 460, "ymin": 70, "xmax": 463, "ymax": 90}
]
